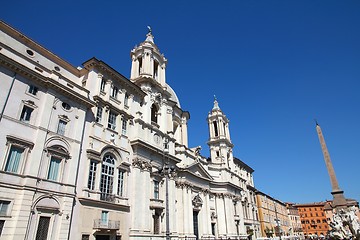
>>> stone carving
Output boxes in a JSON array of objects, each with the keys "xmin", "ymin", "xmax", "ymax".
[
  {"xmin": 132, "ymin": 157, "xmax": 152, "ymax": 171},
  {"xmin": 192, "ymin": 194, "xmax": 203, "ymax": 209},
  {"xmin": 240, "ymin": 190, "xmax": 246, "ymax": 202},
  {"xmin": 329, "ymin": 207, "xmax": 360, "ymax": 240},
  {"xmin": 150, "ymin": 92, "xmax": 162, "ymax": 104},
  {"xmin": 210, "ymin": 212, "xmax": 217, "ymax": 221}
]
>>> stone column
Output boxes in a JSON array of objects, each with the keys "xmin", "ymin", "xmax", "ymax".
[
  {"xmin": 215, "ymin": 194, "xmax": 227, "ymax": 235},
  {"xmin": 131, "ymin": 158, "xmax": 152, "ymax": 232},
  {"xmin": 224, "ymin": 195, "xmax": 236, "ymax": 235}
]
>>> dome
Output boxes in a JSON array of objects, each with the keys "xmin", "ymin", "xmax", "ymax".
[{"xmin": 167, "ymin": 84, "xmax": 181, "ymax": 108}]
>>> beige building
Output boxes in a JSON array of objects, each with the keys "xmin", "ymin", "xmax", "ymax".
[
  {"xmin": 0, "ymin": 21, "xmax": 260, "ymax": 240},
  {"xmin": 286, "ymin": 203, "xmax": 304, "ymax": 238},
  {"xmin": 256, "ymin": 191, "xmax": 290, "ymax": 238}
]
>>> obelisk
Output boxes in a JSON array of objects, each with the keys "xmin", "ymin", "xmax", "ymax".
[{"xmin": 315, "ymin": 122, "xmax": 347, "ymax": 209}]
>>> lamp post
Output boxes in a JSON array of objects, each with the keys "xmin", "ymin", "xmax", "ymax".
[{"xmin": 160, "ymin": 139, "xmax": 175, "ymax": 240}]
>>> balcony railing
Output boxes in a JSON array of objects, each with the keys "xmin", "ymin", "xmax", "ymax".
[
  {"xmin": 93, "ymin": 219, "xmax": 120, "ymax": 230},
  {"xmin": 100, "ymin": 193, "xmax": 116, "ymax": 203}
]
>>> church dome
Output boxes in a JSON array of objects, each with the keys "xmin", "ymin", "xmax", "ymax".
[{"xmin": 167, "ymin": 84, "xmax": 181, "ymax": 108}]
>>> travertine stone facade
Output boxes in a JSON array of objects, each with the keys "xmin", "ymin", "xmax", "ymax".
[
  {"xmin": 0, "ymin": 21, "xmax": 93, "ymax": 240},
  {"xmin": 0, "ymin": 21, "xmax": 259, "ymax": 240}
]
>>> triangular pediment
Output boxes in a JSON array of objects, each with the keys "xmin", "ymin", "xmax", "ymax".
[{"xmin": 179, "ymin": 161, "xmax": 213, "ymax": 181}]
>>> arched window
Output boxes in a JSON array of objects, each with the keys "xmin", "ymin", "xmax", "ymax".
[
  {"xmin": 100, "ymin": 154, "xmax": 115, "ymax": 201},
  {"xmin": 151, "ymin": 104, "xmax": 158, "ymax": 123}
]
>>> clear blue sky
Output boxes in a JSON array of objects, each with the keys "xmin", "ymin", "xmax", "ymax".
[{"xmin": 3, "ymin": 1, "xmax": 359, "ymax": 204}]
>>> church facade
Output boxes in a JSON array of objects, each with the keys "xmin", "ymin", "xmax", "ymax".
[{"xmin": 0, "ymin": 21, "xmax": 260, "ymax": 240}]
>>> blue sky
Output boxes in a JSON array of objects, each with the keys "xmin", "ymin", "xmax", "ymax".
[{"xmin": 3, "ymin": 1, "xmax": 360, "ymax": 204}]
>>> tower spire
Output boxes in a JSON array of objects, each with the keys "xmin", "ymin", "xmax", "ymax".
[{"xmin": 315, "ymin": 122, "xmax": 347, "ymax": 209}]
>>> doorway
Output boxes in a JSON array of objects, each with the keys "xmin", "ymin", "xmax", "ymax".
[
  {"xmin": 96, "ymin": 235, "xmax": 110, "ymax": 240},
  {"xmin": 193, "ymin": 211, "xmax": 199, "ymax": 240}
]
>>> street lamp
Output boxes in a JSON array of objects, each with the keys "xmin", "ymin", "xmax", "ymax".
[{"xmin": 159, "ymin": 139, "xmax": 176, "ymax": 240}]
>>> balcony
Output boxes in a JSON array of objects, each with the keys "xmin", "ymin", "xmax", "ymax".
[
  {"xmin": 100, "ymin": 193, "xmax": 116, "ymax": 203},
  {"xmin": 93, "ymin": 219, "xmax": 120, "ymax": 230},
  {"xmin": 150, "ymin": 198, "xmax": 164, "ymax": 209}
]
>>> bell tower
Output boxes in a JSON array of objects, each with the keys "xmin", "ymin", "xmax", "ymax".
[
  {"xmin": 130, "ymin": 27, "xmax": 167, "ymax": 87},
  {"xmin": 207, "ymin": 97, "xmax": 234, "ymax": 167}
]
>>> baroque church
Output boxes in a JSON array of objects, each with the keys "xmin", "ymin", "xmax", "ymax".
[{"xmin": 0, "ymin": 21, "xmax": 260, "ymax": 240}]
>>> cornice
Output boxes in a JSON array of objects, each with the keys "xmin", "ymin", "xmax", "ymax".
[
  {"xmin": 0, "ymin": 21, "xmax": 81, "ymax": 76},
  {"xmin": 0, "ymin": 53, "xmax": 94, "ymax": 108},
  {"xmin": 82, "ymin": 57, "xmax": 146, "ymax": 98}
]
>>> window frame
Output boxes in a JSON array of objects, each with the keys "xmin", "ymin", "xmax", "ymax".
[
  {"xmin": 45, "ymin": 145, "xmax": 70, "ymax": 183},
  {"xmin": 153, "ymin": 180, "xmax": 159, "ymax": 199},
  {"xmin": 117, "ymin": 169, "xmax": 125, "ymax": 196},
  {"xmin": 56, "ymin": 119, "xmax": 67, "ymax": 135},
  {"xmin": 108, "ymin": 111, "xmax": 117, "ymax": 130},
  {"xmin": 4, "ymin": 146, "xmax": 24, "ymax": 173},
  {"xmin": 28, "ymin": 85, "xmax": 39, "ymax": 96},
  {"xmin": 95, "ymin": 106, "xmax": 103, "ymax": 124},
  {"xmin": 0, "ymin": 200, "xmax": 11, "ymax": 217},
  {"xmin": 100, "ymin": 79, "xmax": 106, "ymax": 92},
  {"xmin": 124, "ymin": 93, "xmax": 129, "ymax": 107},
  {"xmin": 111, "ymin": 85, "xmax": 119, "ymax": 99},
  {"xmin": 20, "ymin": 105, "xmax": 34, "ymax": 122},
  {"xmin": 87, "ymin": 160, "xmax": 97, "ymax": 190},
  {"xmin": 121, "ymin": 117, "xmax": 127, "ymax": 135},
  {"xmin": 3, "ymin": 135, "xmax": 34, "ymax": 174},
  {"xmin": 47, "ymin": 156, "xmax": 62, "ymax": 181},
  {"xmin": 19, "ymin": 100, "xmax": 37, "ymax": 123},
  {"xmin": 100, "ymin": 154, "xmax": 115, "ymax": 200}
]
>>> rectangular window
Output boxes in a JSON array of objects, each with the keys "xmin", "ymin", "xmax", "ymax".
[
  {"xmin": 124, "ymin": 93, "xmax": 129, "ymax": 107},
  {"xmin": 57, "ymin": 120, "xmax": 67, "ymax": 135},
  {"xmin": 88, "ymin": 160, "xmax": 97, "ymax": 190},
  {"xmin": 35, "ymin": 216, "xmax": 50, "ymax": 240},
  {"xmin": 0, "ymin": 201, "xmax": 10, "ymax": 216},
  {"xmin": 5, "ymin": 146, "xmax": 24, "ymax": 173},
  {"xmin": 101, "ymin": 211, "xmax": 108, "ymax": 225},
  {"xmin": 81, "ymin": 235, "xmax": 90, "ymax": 240},
  {"xmin": 108, "ymin": 111, "xmax": 117, "ymax": 130},
  {"xmin": 111, "ymin": 86, "xmax": 118, "ymax": 98},
  {"xmin": 47, "ymin": 157, "xmax": 61, "ymax": 181},
  {"xmin": 96, "ymin": 107, "xmax": 103, "ymax": 123},
  {"xmin": 28, "ymin": 85, "xmax": 38, "ymax": 95},
  {"xmin": 121, "ymin": 118, "xmax": 127, "ymax": 135},
  {"xmin": 100, "ymin": 79, "xmax": 106, "ymax": 92},
  {"xmin": 117, "ymin": 170, "xmax": 125, "ymax": 196},
  {"xmin": 20, "ymin": 106, "xmax": 33, "ymax": 122},
  {"xmin": 154, "ymin": 180, "xmax": 159, "ymax": 199},
  {"xmin": 0, "ymin": 220, "xmax": 4, "ymax": 236}
]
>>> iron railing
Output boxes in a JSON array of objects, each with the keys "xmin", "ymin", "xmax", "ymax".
[
  {"xmin": 93, "ymin": 219, "xmax": 120, "ymax": 229},
  {"xmin": 100, "ymin": 193, "xmax": 116, "ymax": 203}
]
